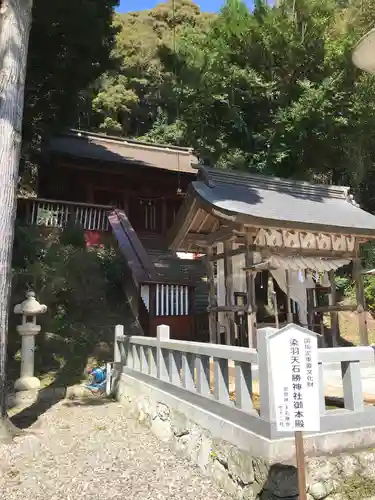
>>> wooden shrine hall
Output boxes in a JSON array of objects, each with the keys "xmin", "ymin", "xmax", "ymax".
[{"xmin": 168, "ymin": 166, "xmax": 375, "ymax": 347}]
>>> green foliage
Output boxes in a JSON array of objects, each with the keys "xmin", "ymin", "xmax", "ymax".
[
  {"xmin": 364, "ymin": 276, "xmax": 375, "ymax": 315},
  {"xmin": 10, "ymin": 224, "xmax": 125, "ymax": 385},
  {"xmin": 88, "ymin": 0, "xmax": 213, "ymax": 138},
  {"xmin": 336, "ymin": 473, "xmax": 375, "ymax": 499},
  {"xmin": 60, "ymin": 223, "xmax": 87, "ymax": 249},
  {"xmin": 21, "ymin": 0, "xmax": 119, "ymax": 190},
  {"xmin": 85, "ymin": 0, "xmax": 375, "ymax": 220},
  {"xmin": 335, "ymin": 276, "xmax": 352, "ymax": 296}
]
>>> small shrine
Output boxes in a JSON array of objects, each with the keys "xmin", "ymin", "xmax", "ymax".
[{"xmin": 168, "ymin": 166, "xmax": 375, "ymax": 347}]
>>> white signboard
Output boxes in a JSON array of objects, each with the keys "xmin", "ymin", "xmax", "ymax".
[{"xmin": 268, "ymin": 324, "xmax": 320, "ymax": 433}]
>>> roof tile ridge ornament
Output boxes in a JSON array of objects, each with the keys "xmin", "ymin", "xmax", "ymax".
[
  {"xmin": 197, "ymin": 164, "xmax": 216, "ymax": 187},
  {"xmin": 346, "ymin": 189, "xmax": 361, "ymax": 209}
]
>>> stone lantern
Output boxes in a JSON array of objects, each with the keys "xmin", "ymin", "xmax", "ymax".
[{"xmin": 14, "ymin": 291, "xmax": 47, "ymax": 392}]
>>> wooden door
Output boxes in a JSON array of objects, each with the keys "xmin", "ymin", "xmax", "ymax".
[{"xmin": 128, "ymin": 196, "xmax": 162, "ymax": 232}]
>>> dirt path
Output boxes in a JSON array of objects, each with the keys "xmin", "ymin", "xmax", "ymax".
[{"xmin": 0, "ymin": 399, "xmax": 230, "ymax": 500}]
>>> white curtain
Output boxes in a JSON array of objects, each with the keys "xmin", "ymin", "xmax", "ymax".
[{"xmin": 270, "ymin": 269, "xmax": 315, "ymax": 327}]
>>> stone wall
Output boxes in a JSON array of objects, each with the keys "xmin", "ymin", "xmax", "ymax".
[{"xmin": 116, "ymin": 374, "xmax": 375, "ymax": 500}]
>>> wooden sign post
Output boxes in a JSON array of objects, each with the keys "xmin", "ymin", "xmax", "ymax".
[{"xmin": 267, "ymin": 324, "xmax": 320, "ymax": 500}]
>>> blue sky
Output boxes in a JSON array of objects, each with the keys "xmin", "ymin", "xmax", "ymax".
[{"xmin": 117, "ymin": 0, "xmax": 254, "ymax": 13}]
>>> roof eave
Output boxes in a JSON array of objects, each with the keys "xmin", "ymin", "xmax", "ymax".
[
  {"xmin": 168, "ymin": 183, "xmax": 375, "ymax": 252},
  {"xmin": 167, "ymin": 185, "xmax": 200, "ymax": 251},
  {"xmin": 193, "ymin": 186, "xmax": 375, "ymax": 240}
]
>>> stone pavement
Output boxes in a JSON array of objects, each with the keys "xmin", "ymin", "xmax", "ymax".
[
  {"xmin": 0, "ymin": 400, "xmax": 230, "ymax": 500},
  {"xmin": 320, "ymin": 361, "xmax": 375, "ymax": 402}
]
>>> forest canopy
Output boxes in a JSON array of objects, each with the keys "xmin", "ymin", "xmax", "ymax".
[
  {"xmin": 22, "ymin": 0, "xmax": 375, "ymax": 234},
  {"xmin": 77, "ymin": 0, "xmax": 375, "ymax": 209}
]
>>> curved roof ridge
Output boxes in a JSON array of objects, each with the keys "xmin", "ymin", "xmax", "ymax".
[{"xmin": 198, "ymin": 165, "xmax": 350, "ymax": 201}]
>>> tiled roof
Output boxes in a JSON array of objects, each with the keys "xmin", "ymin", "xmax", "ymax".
[
  {"xmin": 48, "ymin": 130, "xmax": 198, "ymax": 174},
  {"xmin": 191, "ymin": 166, "xmax": 375, "ymax": 235}
]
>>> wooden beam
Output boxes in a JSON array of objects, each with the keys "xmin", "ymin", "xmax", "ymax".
[
  {"xmin": 168, "ymin": 196, "xmax": 198, "ymax": 251},
  {"xmin": 243, "ymin": 260, "xmax": 276, "ymax": 272},
  {"xmin": 312, "ymin": 304, "xmax": 356, "ymax": 314},
  {"xmin": 223, "ymin": 241, "xmax": 235, "ymax": 345},
  {"xmin": 353, "ymin": 255, "xmax": 369, "ymax": 345},
  {"xmin": 328, "ymin": 270, "xmax": 339, "ymax": 347},
  {"xmin": 161, "ymin": 197, "xmax": 167, "ymax": 234},
  {"xmin": 196, "ymin": 212, "xmax": 211, "ymax": 233},
  {"xmin": 285, "ymin": 270, "xmax": 293, "ymax": 324},
  {"xmin": 208, "ymin": 305, "xmax": 248, "ymax": 313},
  {"xmin": 258, "ymin": 246, "xmax": 355, "ymax": 260},
  {"xmin": 187, "ymin": 225, "xmax": 241, "ymax": 247},
  {"xmin": 206, "ymin": 246, "xmax": 218, "ymax": 344},
  {"xmin": 208, "ymin": 246, "xmax": 245, "ymax": 261},
  {"xmin": 245, "ymin": 236, "xmax": 257, "ymax": 348}
]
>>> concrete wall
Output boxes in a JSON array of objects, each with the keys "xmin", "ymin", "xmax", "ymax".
[{"xmin": 116, "ymin": 372, "xmax": 375, "ymax": 500}]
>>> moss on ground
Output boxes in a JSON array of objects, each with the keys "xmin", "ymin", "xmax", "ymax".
[{"xmin": 336, "ymin": 474, "xmax": 375, "ymax": 499}]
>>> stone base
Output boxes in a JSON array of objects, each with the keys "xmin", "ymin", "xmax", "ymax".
[
  {"xmin": 116, "ymin": 374, "xmax": 296, "ymax": 499},
  {"xmin": 12, "ymin": 389, "xmax": 39, "ymax": 407},
  {"xmin": 116, "ymin": 372, "xmax": 375, "ymax": 500},
  {"xmin": 14, "ymin": 376, "xmax": 41, "ymax": 392}
]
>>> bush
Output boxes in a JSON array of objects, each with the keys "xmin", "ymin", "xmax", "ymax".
[
  {"xmin": 10, "ymin": 223, "xmax": 126, "ymax": 385},
  {"xmin": 364, "ymin": 276, "xmax": 375, "ymax": 315}
]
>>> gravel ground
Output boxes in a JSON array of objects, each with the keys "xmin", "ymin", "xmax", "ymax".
[{"xmin": 0, "ymin": 399, "xmax": 231, "ymax": 500}]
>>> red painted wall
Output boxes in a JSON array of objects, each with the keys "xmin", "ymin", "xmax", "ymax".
[{"xmin": 150, "ymin": 316, "xmax": 194, "ymax": 341}]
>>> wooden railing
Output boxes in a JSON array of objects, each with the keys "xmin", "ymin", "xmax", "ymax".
[
  {"xmin": 18, "ymin": 197, "xmax": 111, "ymax": 232},
  {"xmin": 155, "ymin": 283, "xmax": 190, "ymax": 316},
  {"xmin": 140, "ymin": 283, "xmax": 194, "ymax": 316},
  {"xmin": 18, "ymin": 198, "xmax": 198, "ymax": 338}
]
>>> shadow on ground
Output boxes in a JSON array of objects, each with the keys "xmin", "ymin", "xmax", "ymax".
[
  {"xmin": 10, "ymin": 335, "xmax": 114, "ymax": 430},
  {"xmin": 10, "ymin": 388, "xmax": 115, "ymax": 430}
]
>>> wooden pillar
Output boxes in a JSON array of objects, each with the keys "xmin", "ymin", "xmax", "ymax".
[
  {"xmin": 206, "ymin": 246, "xmax": 218, "ymax": 344},
  {"xmin": 306, "ymin": 289, "xmax": 313, "ymax": 330},
  {"xmin": 328, "ymin": 270, "xmax": 339, "ymax": 347},
  {"xmin": 87, "ymin": 183, "xmax": 94, "ymax": 204},
  {"xmin": 353, "ymin": 255, "xmax": 368, "ymax": 345},
  {"xmin": 161, "ymin": 197, "xmax": 167, "ymax": 234},
  {"xmin": 245, "ymin": 239, "xmax": 257, "ymax": 348},
  {"xmin": 285, "ymin": 270, "xmax": 293, "ymax": 324},
  {"xmin": 123, "ymin": 191, "xmax": 130, "ymax": 214},
  {"xmin": 223, "ymin": 241, "xmax": 235, "ymax": 345}
]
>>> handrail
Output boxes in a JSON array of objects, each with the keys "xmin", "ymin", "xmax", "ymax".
[
  {"xmin": 319, "ymin": 346, "xmax": 374, "ymax": 363},
  {"xmin": 119, "ymin": 334, "xmax": 259, "ymax": 363},
  {"xmin": 18, "ymin": 196, "xmax": 113, "ymax": 210},
  {"xmin": 115, "ymin": 325, "xmax": 375, "ymax": 419},
  {"xmin": 18, "ymin": 197, "xmax": 110, "ymax": 232},
  {"xmin": 114, "ymin": 209, "xmax": 155, "ymax": 281},
  {"xmin": 108, "ymin": 209, "xmax": 155, "ymax": 283},
  {"xmin": 108, "ymin": 208, "xmax": 157, "ymax": 336}
]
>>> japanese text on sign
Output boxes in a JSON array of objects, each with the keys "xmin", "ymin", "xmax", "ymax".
[{"xmin": 268, "ymin": 324, "xmax": 320, "ymax": 433}]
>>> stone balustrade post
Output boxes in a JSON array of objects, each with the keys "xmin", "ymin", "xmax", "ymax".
[{"xmin": 157, "ymin": 324, "xmax": 170, "ymax": 381}]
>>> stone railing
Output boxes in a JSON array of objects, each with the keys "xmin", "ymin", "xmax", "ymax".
[
  {"xmin": 114, "ymin": 324, "xmax": 375, "ymax": 442},
  {"xmin": 115, "ymin": 324, "xmax": 259, "ymax": 412},
  {"xmin": 114, "ymin": 325, "xmax": 375, "ymax": 499}
]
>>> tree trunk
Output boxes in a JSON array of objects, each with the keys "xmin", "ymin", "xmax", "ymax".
[{"xmin": 0, "ymin": 0, "xmax": 33, "ymax": 434}]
